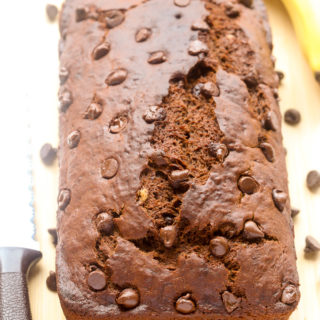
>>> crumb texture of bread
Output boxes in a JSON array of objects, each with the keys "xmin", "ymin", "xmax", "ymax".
[{"xmin": 57, "ymin": 0, "xmax": 299, "ymax": 319}]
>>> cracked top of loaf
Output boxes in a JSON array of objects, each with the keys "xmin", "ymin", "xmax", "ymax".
[{"xmin": 56, "ymin": 0, "xmax": 300, "ymax": 319}]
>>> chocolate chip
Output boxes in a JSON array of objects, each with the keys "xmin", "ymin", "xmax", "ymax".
[
  {"xmin": 243, "ymin": 74, "xmax": 258, "ymax": 88},
  {"xmin": 135, "ymin": 28, "xmax": 151, "ymax": 42},
  {"xmin": 238, "ymin": 0, "xmax": 253, "ymax": 8},
  {"xmin": 109, "ymin": 115, "xmax": 128, "ymax": 133},
  {"xmin": 304, "ymin": 235, "xmax": 320, "ymax": 253},
  {"xmin": 284, "ymin": 109, "xmax": 301, "ymax": 125},
  {"xmin": 46, "ymin": 4, "xmax": 58, "ymax": 22},
  {"xmin": 291, "ymin": 208, "xmax": 300, "ymax": 218},
  {"xmin": 276, "ymin": 71, "xmax": 285, "ymax": 83},
  {"xmin": 150, "ymin": 150, "xmax": 168, "ymax": 166},
  {"xmin": 188, "ymin": 40, "xmax": 209, "ymax": 56},
  {"xmin": 59, "ymin": 89, "xmax": 73, "ymax": 112},
  {"xmin": 143, "ymin": 106, "xmax": 166, "ymax": 123},
  {"xmin": 171, "ymin": 169, "xmax": 189, "ymax": 183},
  {"xmin": 208, "ymin": 143, "xmax": 228, "ymax": 162},
  {"xmin": 272, "ymin": 189, "xmax": 287, "ymax": 212},
  {"xmin": 67, "ymin": 130, "xmax": 81, "ymax": 149},
  {"xmin": 306, "ymin": 170, "xmax": 320, "ymax": 191},
  {"xmin": 48, "ymin": 228, "xmax": 58, "ymax": 246},
  {"xmin": 160, "ymin": 225, "xmax": 177, "ymax": 248},
  {"xmin": 201, "ymin": 82, "xmax": 220, "ymax": 97},
  {"xmin": 83, "ymin": 103, "xmax": 102, "ymax": 120},
  {"xmin": 59, "ymin": 67, "xmax": 69, "ymax": 84},
  {"xmin": 175, "ymin": 293, "xmax": 196, "ymax": 314},
  {"xmin": 106, "ymin": 68, "xmax": 128, "ymax": 86},
  {"xmin": 315, "ymin": 71, "xmax": 320, "ymax": 83},
  {"xmin": 238, "ymin": 176, "xmax": 259, "ymax": 194},
  {"xmin": 210, "ymin": 237, "xmax": 229, "ymax": 258},
  {"xmin": 101, "ymin": 158, "xmax": 119, "ymax": 179},
  {"xmin": 105, "ymin": 10, "xmax": 125, "ymax": 28},
  {"xmin": 191, "ymin": 20, "xmax": 209, "ymax": 31},
  {"xmin": 40, "ymin": 143, "xmax": 57, "ymax": 165},
  {"xmin": 243, "ymin": 221, "xmax": 264, "ymax": 240},
  {"xmin": 58, "ymin": 189, "xmax": 71, "ymax": 210},
  {"xmin": 281, "ymin": 285, "xmax": 298, "ymax": 305},
  {"xmin": 148, "ymin": 51, "xmax": 167, "ymax": 64},
  {"xmin": 93, "ymin": 41, "xmax": 111, "ymax": 60},
  {"xmin": 116, "ymin": 288, "xmax": 140, "ymax": 309},
  {"xmin": 225, "ymin": 4, "xmax": 240, "ymax": 18},
  {"xmin": 75, "ymin": 7, "xmax": 88, "ymax": 22},
  {"xmin": 174, "ymin": 0, "xmax": 191, "ymax": 7},
  {"xmin": 259, "ymin": 142, "xmax": 275, "ymax": 162},
  {"xmin": 262, "ymin": 110, "xmax": 278, "ymax": 131},
  {"xmin": 222, "ymin": 291, "xmax": 241, "ymax": 313},
  {"xmin": 87, "ymin": 269, "xmax": 107, "ymax": 291},
  {"xmin": 46, "ymin": 271, "xmax": 57, "ymax": 292},
  {"xmin": 96, "ymin": 212, "xmax": 114, "ymax": 235}
]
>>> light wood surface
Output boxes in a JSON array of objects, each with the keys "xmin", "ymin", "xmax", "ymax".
[{"xmin": 24, "ymin": 0, "xmax": 320, "ymax": 319}]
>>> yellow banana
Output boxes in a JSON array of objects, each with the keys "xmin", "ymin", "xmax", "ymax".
[{"xmin": 280, "ymin": 0, "xmax": 320, "ymax": 81}]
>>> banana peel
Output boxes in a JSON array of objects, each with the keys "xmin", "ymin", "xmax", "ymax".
[{"xmin": 280, "ymin": 0, "xmax": 320, "ymax": 82}]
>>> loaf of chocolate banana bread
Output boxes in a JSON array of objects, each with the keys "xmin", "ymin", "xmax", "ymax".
[{"xmin": 57, "ymin": 0, "xmax": 300, "ymax": 319}]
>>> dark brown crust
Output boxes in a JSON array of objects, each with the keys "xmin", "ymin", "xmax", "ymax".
[{"xmin": 57, "ymin": 0, "xmax": 299, "ymax": 319}]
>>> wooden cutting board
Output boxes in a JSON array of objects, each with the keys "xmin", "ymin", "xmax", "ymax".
[{"xmin": 24, "ymin": 0, "xmax": 320, "ymax": 319}]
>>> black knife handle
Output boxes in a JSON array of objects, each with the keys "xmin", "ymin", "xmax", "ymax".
[{"xmin": 0, "ymin": 247, "xmax": 42, "ymax": 320}]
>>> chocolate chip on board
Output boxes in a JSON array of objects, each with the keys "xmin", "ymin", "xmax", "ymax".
[
  {"xmin": 46, "ymin": 271, "xmax": 57, "ymax": 292},
  {"xmin": 46, "ymin": 4, "xmax": 58, "ymax": 22},
  {"xmin": 48, "ymin": 228, "xmax": 58, "ymax": 246},
  {"xmin": 276, "ymin": 71, "xmax": 285, "ymax": 83},
  {"xmin": 306, "ymin": 170, "xmax": 320, "ymax": 191},
  {"xmin": 284, "ymin": 109, "xmax": 301, "ymax": 125},
  {"xmin": 291, "ymin": 208, "xmax": 300, "ymax": 218},
  {"xmin": 304, "ymin": 235, "xmax": 320, "ymax": 253},
  {"xmin": 116, "ymin": 288, "xmax": 140, "ymax": 309},
  {"xmin": 175, "ymin": 293, "xmax": 196, "ymax": 314},
  {"xmin": 40, "ymin": 143, "xmax": 57, "ymax": 165}
]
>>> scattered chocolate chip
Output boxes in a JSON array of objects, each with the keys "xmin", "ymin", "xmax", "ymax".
[
  {"xmin": 281, "ymin": 285, "xmax": 298, "ymax": 305},
  {"xmin": 304, "ymin": 235, "xmax": 320, "ymax": 253},
  {"xmin": 58, "ymin": 189, "xmax": 71, "ymax": 210},
  {"xmin": 101, "ymin": 158, "xmax": 119, "ymax": 179},
  {"xmin": 84, "ymin": 103, "xmax": 102, "ymax": 120},
  {"xmin": 148, "ymin": 51, "xmax": 167, "ymax": 64},
  {"xmin": 225, "ymin": 4, "xmax": 240, "ymax": 18},
  {"xmin": 272, "ymin": 189, "xmax": 287, "ymax": 212},
  {"xmin": 116, "ymin": 288, "xmax": 140, "ymax": 309},
  {"xmin": 276, "ymin": 71, "xmax": 285, "ymax": 83},
  {"xmin": 188, "ymin": 40, "xmax": 209, "ymax": 56},
  {"xmin": 109, "ymin": 115, "xmax": 128, "ymax": 133},
  {"xmin": 284, "ymin": 109, "xmax": 301, "ymax": 125},
  {"xmin": 40, "ymin": 143, "xmax": 57, "ymax": 165},
  {"xmin": 135, "ymin": 28, "xmax": 152, "ymax": 42},
  {"xmin": 143, "ymin": 106, "xmax": 166, "ymax": 123},
  {"xmin": 262, "ymin": 110, "xmax": 278, "ymax": 131},
  {"xmin": 315, "ymin": 71, "xmax": 320, "ymax": 83},
  {"xmin": 208, "ymin": 143, "xmax": 228, "ymax": 162},
  {"xmin": 96, "ymin": 212, "xmax": 114, "ymax": 235},
  {"xmin": 105, "ymin": 10, "xmax": 125, "ymax": 28},
  {"xmin": 59, "ymin": 67, "xmax": 69, "ymax": 84},
  {"xmin": 210, "ymin": 237, "xmax": 229, "ymax": 258},
  {"xmin": 191, "ymin": 20, "xmax": 209, "ymax": 31},
  {"xmin": 243, "ymin": 221, "xmax": 264, "ymax": 240},
  {"xmin": 46, "ymin": 271, "xmax": 57, "ymax": 292},
  {"xmin": 259, "ymin": 142, "xmax": 275, "ymax": 162},
  {"xmin": 306, "ymin": 170, "xmax": 320, "ymax": 191},
  {"xmin": 175, "ymin": 293, "xmax": 196, "ymax": 314},
  {"xmin": 174, "ymin": 0, "xmax": 191, "ymax": 7},
  {"xmin": 75, "ymin": 7, "xmax": 88, "ymax": 22},
  {"xmin": 160, "ymin": 225, "xmax": 177, "ymax": 248},
  {"xmin": 238, "ymin": 176, "xmax": 259, "ymax": 194},
  {"xmin": 87, "ymin": 269, "xmax": 107, "ymax": 291},
  {"xmin": 67, "ymin": 130, "xmax": 81, "ymax": 149},
  {"xmin": 239, "ymin": 0, "xmax": 253, "ymax": 8},
  {"xmin": 106, "ymin": 68, "xmax": 128, "ymax": 86},
  {"xmin": 46, "ymin": 4, "xmax": 58, "ymax": 22},
  {"xmin": 48, "ymin": 228, "xmax": 58, "ymax": 246},
  {"xmin": 192, "ymin": 83, "xmax": 204, "ymax": 97},
  {"xmin": 291, "ymin": 208, "xmax": 300, "ymax": 218},
  {"xmin": 93, "ymin": 41, "xmax": 111, "ymax": 60},
  {"xmin": 59, "ymin": 89, "xmax": 73, "ymax": 112},
  {"xmin": 201, "ymin": 81, "xmax": 220, "ymax": 97},
  {"xmin": 150, "ymin": 150, "xmax": 168, "ymax": 166},
  {"xmin": 222, "ymin": 291, "xmax": 241, "ymax": 313}
]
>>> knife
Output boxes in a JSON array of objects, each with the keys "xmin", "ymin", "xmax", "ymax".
[{"xmin": 0, "ymin": 97, "xmax": 42, "ymax": 319}]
